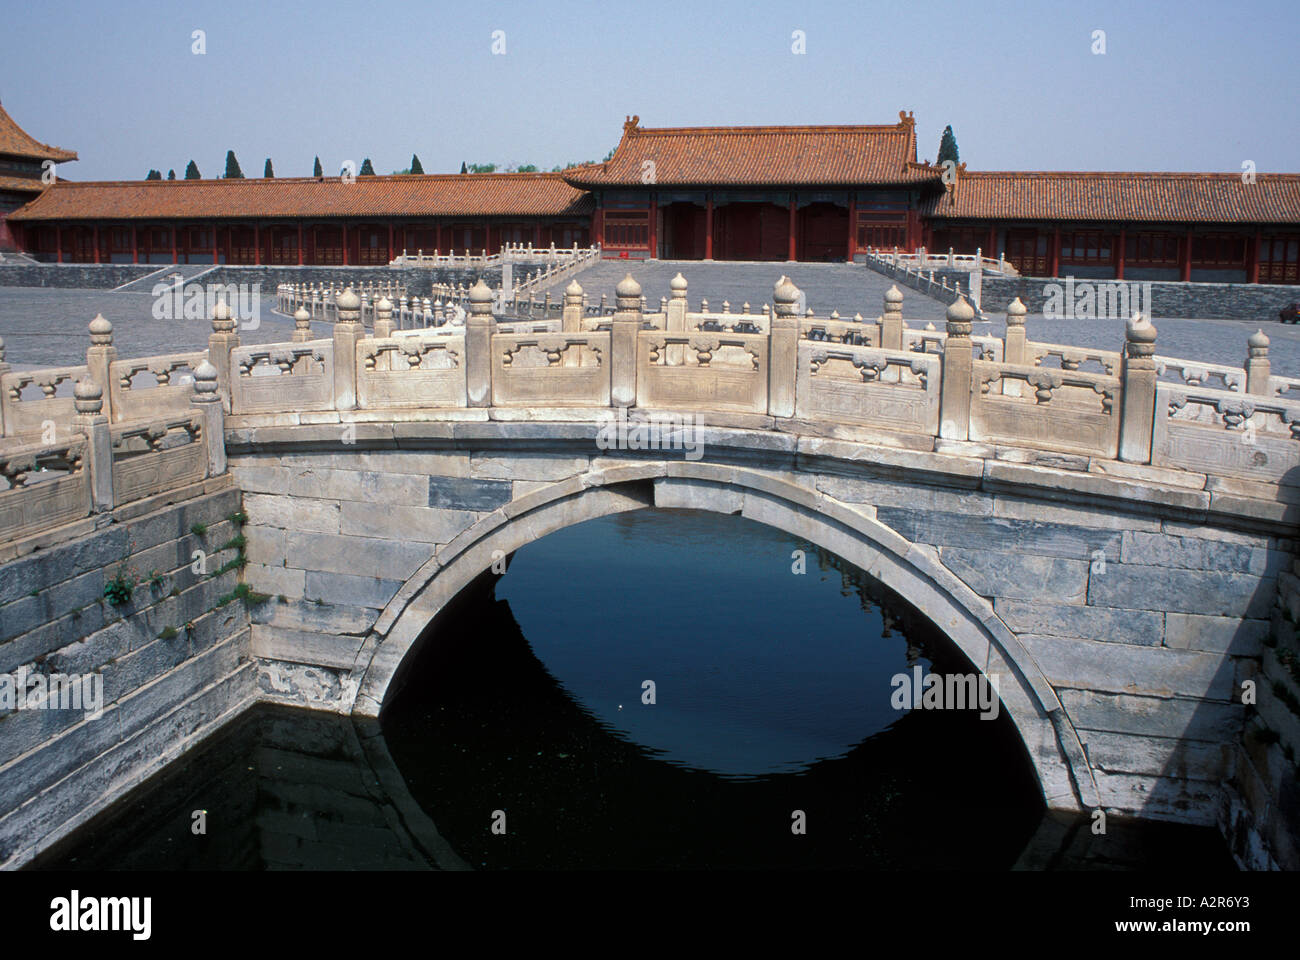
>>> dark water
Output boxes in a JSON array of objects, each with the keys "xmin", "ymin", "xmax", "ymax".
[{"xmin": 30, "ymin": 509, "xmax": 1235, "ymax": 870}]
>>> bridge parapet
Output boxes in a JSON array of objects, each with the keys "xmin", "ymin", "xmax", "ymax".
[{"xmin": 4, "ymin": 276, "xmax": 1300, "ymax": 551}]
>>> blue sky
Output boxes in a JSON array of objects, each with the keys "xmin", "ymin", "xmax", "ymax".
[{"xmin": 4, "ymin": 0, "xmax": 1297, "ymax": 181}]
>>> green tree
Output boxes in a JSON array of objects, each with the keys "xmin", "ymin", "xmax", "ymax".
[
  {"xmin": 359, "ymin": 158, "xmax": 375, "ymax": 176},
  {"xmin": 410, "ymin": 154, "xmax": 424, "ymax": 175},
  {"xmin": 937, "ymin": 125, "xmax": 959, "ymax": 165},
  {"xmin": 224, "ymin": 150, "xmax": 244, "ymax": 179},
  {"xmin": 264, "ymin": 158, "xmax": 274, "ymax": 178},
  {"xmin": 185, "ymin": 160, "xmax": 201, "ymax": 179},
  {"xmin": 145, "ymin": 169, "xmax": 161, "ymax": 180},
  {"xmin": 513, "ymin": 164, "xmax": 538, "ymax": 173},
  {"xmin": 459, "ymin": 161, "xmax": 467, "ymax": 174},
  {"xmin": 167, "ymin": 169, "xmax": 176, "ymax": 180},
  {"xmin": 313, "ymin": 156, "xmax": 323, "ymax": 177},
  {"xmin": 466, "ymin": 162, "xmax": 496, "ymax": 173}
]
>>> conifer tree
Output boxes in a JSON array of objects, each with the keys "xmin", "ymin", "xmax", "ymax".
[
  {"xmin": 167, "ymin": 169, "xmax": 176, "ymax": 180},
  {"xmin": 145, "ymin": 169, "xmax": 161, "ymax": 180},
  {"xmin": 313, "ymin": 156, "xmax": 323, "ymax": 177},
  {"xmin": 410, "ymin": 154, "xmax": 424, "ymax": 175},
  {"xmin": 185, "ymin": 160, "xmax": 201, "ymax": 179},
  {"xmin": 937, "ymin": 125, "xmax": 959, "ymax": 165},
  {"xmin": 224, "ymin": 150, "xmax": 244, "ymax": 179},
  {"xmin": 359, "ymin": 158, "xmax": 375, "ymax": 176},
  {"xmin": 460, "ymin": 161, "xmax": 467, "ymax": 174},
  {"xmin": 264, "ymin": 158, "xmax": 274, "ymax": 178}
]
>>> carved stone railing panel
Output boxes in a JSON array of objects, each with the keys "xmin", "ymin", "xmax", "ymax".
[
  {"xmin": 358, "ymin": 335, "xmax": 467, "ymax": 409},
  {"xmin": 1152, "ymin": 383, "xmax": 1300, "ymax": 484},
  {"xmin": 1031, "ymin": 344, "xmax": 1120, "ymax": 377},
  {"xmin": 110, "ymin": 414, "xmax": 207, "ymax": 506},
  {"xmin": 1155, "ymin": 356, "xmax": 1245, "ymax": 394},
  {"xmin": 795, "ymin": 343, "xmax": 939, "ymax": 435},
  {"xmin": 1, "ymin": 365, "xmax": 89, "ymax": 436},
  {"xmin": 970, "ymin": 361, "xmax": 1122, "ymax": 459},
  {"xmin": 110, "ymin": 351, "xmax": 205, "ymax": 422},
  {"xmin": 904, "ymin": 329, "xmax": 1004, "ymax": 362},
  {"xmin": 491, "ymin": 332, "xmax": 610, "ymax": 407},
  {"xmin": 689, "ymin": 312, "xmax": 768, "ymax": 335},
  {"xmin": 800, "ymin": 319, "xmax": 879, "ymax": 346},
  {"xmin": 230, "ymin": 340, "xmax": 334, "ymax": 415},
  {"xmin": 0, "ymin": 436, "xmax": 89, "ymax": 543},
  {"xmin": 637, "ymin": 332, "xmax": 768, "ymax": 414}
]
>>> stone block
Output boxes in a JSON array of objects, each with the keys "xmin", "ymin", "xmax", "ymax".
[
  {"xmin": 1019, "ymin": 633, "xmax": 1234, "ymax": 699},
  {"xmin": 252, "ymin": 624, "xmax": 365, "ymax": 671},
  {"xmin": 1164, "ymin": 613, "xmax": 1269, "ymax": 655},
  {"xmin": 303, "ymin": 570, "xmax": 403, "ymax": 609},
  {"xmin": 287, "ymin": 531, "xmax": 428, "ymax": 581},
  {"xmin": 427, "ymin": 475, "xmax": 513, "ymax": 511},
  {"xmin": 338, "ymin": 501, "xmax": 476, "ymax": 544},
  {"xmin": 879, "ymin": 507, "xmax": 1120, "ymax": 561},
  {"xmin": 994, "ymin": 597, "xmax": 1163, "ymax": 646},
  {"xmin": 1087, "ymin": 563, "xmax": 1273, "ymax": 618},
  {"xmin": 1119, "ymin": 530, "xmax": 1284, "ymax": 575},
  {"xmin": 939, "ymin": 547, "xmax": 1089, "ymax": 603},
  {"xmin": 243, "ymin": 493, "xmax": 342, "ymax": 534}
]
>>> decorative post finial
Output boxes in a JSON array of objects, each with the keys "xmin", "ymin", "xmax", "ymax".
[
  {"xmin": 191, "ymin": 360, "xmax": 220, "ymax": 402},
  {"xmin": 945, "ymin": 295, "xmax": 974, "ymax": 337},
  {"xmin": 773, "ymin": 276, "xmax": 800, "ymax": 318},
  {"xmin": 88, "ymin": 314, "xmax": 114, "ymax": 346},
  {"xmin": 336, "ymin": 285, "xmax": 361, "ymax": 324},
  {"xmin": 615, "ymin": 273, "xmax": 642, "ymax": 312},
  {"xmin": 670, "ymin": 272, "xmax": 688, "ymax": 299},
  {"xmin": 73, "ymin": 377, "xmax": 103, "ymax": 415},
  {"xmin": 1006, "ymin": 296, "xmax": 1026, "ymax": 327}
]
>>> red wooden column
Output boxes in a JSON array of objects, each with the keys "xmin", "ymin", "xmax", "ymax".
[
  {"xmin": 132, "ymin": 227, "xmax": 138, "ymax": 264},
  {"xmin": 1050, "ymin": 227, "xmax": 1061, "ymax": 276},
  {"xmin": 341, "ymin": 223, "xmax": 348, "ymax": 265},
  {"xmin": 212, "ymin": 226, "xmax": 218, "ymax": 264},
  {"xmin": 847, "ymin": 196, "xmax": 856, "ymax": 261},
  {"xmin": 987, "ymin": 224, "xmax": 997, "ymax": 259},
  {"xmin": 254, "ymin": 224, "xmax": 262, "ymax": 265},
  {"xmin": 436, "ymin": 222, "xmax": 443, "ymax": 255},
  {"xmin": 788, "ymin": 196, "xmax": 797, "ymax": 261},
  {"xmin": 387, "ymin": 223, "xmax": 394, "ymax": 263},
  {"xmin": 92, "ymin": 224, "xmax": 100, "ymax": 263},
  {"xmin": 1180, "ymin": 229, "xmax": 1192, "ymax": 282},
  {"xmin": 56, "ymin": 226, "xmax": 62, "ymax": 263},
  {"xmin": 704, "ymin": 198, "xmax": 713, "ymax": 260},
  {"xmin": 1250, "ymin": 230, "xmax": 1261, "ymax": 284},
  {"xmin": 647, "ymin": 196, "xmax": 657, "ymax": 259},
  {"xmin": 171, "ymin": 225, "xmax": 177, "ymax": 263},
  {"xmin": 593, "ymin": 209, "xmax": 604, "ymax": 253},
  {"xmin": 1116, "ymin": 227, "xmax": 1126, "ymax": 280}
]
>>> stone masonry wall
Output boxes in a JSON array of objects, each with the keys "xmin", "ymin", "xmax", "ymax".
[
  {"xmin": 0, "ymin": 482, "xmax": 255, "ymax": 868},
  {"xmin": 0, "ymin": 263, "xmax": 167, "ymax": 288},
  {"xmin": 1221, "ymin": 559, "xmax": 1300, "ymax": 869},
  {"xmin": 981, "ymin": 274, "xmax": 1299, "ymax": 324}
]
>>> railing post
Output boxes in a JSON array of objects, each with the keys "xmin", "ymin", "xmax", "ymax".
[
  {"xmin": 938, "ymin": 296, "xmax": 975, "ymax": 441},
  {"xmin": 1118, "ymin": 312, "xmax": 1158, "ymax": 463},
  {"xmin": 768, "ymin": 276, "xmax": 800, "ymax": 418},
  {"xmin": 466, "ymin": 279, "xmax": 496, "ymax": 407},
  {"xmin": 1003, "ymin": 297, "xmax": 1027, "ymax": 364},
  {"xmin": 881, "ymin": 284, "xmax": 904, "ymax": 350},
  {"xmin": 85, "ymin": 314, "xmax": 117, "ymax": 423},
  {"xmin": 191, "ymin": 361, "xmax": 226, "ymax": 478},
  {"xmin": 562, "ymin": 279, "xmax": 583, "ymax": 332},
  {"xmin": 292, "ymin": 305, "xmax": 313, "ymax": 343},
  {"xmin": 207, "ymin": 297, "xmax": 239, "ymax": 413},
  {"xmin": 610, "ymin": 273, "xmax": 641, "ymax": 408},
  {"xmin": 332, "ymin": 286, "xmax": 363, "ymax": 411},
  {"xmin": 73, "ymin": 378, "xmax": 113, "ymax": 513},
  {"xmin": 1246, "ymin": 329, "xmax": 1271, "ymax": 395}
]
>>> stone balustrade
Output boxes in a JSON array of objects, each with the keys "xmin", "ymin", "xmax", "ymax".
[{"xmin": 4, "ymin": 270, "xmax": 1299, "ymax": 549}]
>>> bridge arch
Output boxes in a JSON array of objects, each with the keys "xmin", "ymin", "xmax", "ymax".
[{"xmin": 349, "ymin": 460, "xmax": 1098, "ymax": 815}]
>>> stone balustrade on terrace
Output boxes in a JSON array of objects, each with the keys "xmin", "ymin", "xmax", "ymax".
[{"xmin": 3, "ymin": 272, "xmax": 1299, "ymax": 551}]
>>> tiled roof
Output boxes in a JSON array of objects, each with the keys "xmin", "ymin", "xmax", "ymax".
[
  {"xmin": 562, "ymin": 112, "xmax": 941, "ymax": 187},
  {"xmin": 0, "ymin": 175, "xmax": 46, "ymax": 195},
  {"xmin": 923, "ymin": 171, "xmax": 1300, "ymax": 224},
  {"xmin": 0, "ymin": 102, "xmax": 77, "ymax": 163},
  {"xmin": 8, "ymin": 172, "xmax": 595, "ymax": 221}
]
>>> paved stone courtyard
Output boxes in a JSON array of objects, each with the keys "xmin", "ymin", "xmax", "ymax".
[{"xmin": 1, "ymin": 262, "xmax": 1297, "ymax": 375}]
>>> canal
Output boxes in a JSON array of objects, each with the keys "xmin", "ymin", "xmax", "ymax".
[{"xmin": 30, "ymin": 509, "xmax": 1234, "ymax": 870}]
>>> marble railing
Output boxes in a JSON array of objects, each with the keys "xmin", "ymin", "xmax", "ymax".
[{"xmin": 3, "ymin": 271, "xmax": 1298, "ymax": 547}]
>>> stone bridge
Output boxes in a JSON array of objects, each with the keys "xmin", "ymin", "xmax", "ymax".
[{"xmin": 2, "ymin": 273, "xmax": 1299, "ymax": 868}]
